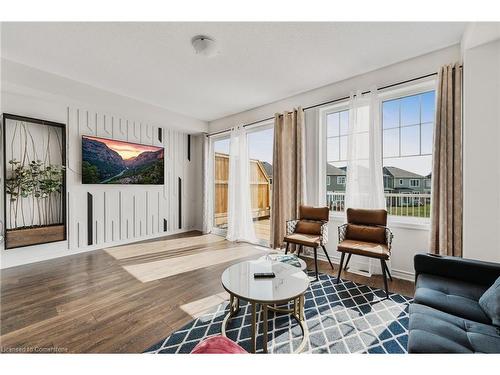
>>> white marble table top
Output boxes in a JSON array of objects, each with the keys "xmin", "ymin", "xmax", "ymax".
[{"xmin": 221, "ymin": 259, "xmax": 310, "ymax": 303}]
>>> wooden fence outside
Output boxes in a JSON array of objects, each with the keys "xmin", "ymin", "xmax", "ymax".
[{"xmin": 214, "ymin": 153, "xmax": 271, "ymax": 227}]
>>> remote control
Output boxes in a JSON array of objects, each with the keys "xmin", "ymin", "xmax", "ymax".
[{"xmin": 254, "ymin": 272, "xmax": 275, "ymax": 278}]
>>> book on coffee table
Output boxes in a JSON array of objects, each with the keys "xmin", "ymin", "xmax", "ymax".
[{"xmin": 273, "ymin": 255, "xmax": 302, "ymax": 268}]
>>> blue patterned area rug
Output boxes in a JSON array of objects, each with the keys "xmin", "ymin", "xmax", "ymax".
[{"xmin": 145, "ymin": 272, "xmax": 412, "ymax": 354}]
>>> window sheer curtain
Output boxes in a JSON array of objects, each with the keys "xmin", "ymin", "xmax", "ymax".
[
  {"xmin": 345, "ymin": 89, "xmax": 386, "ymax": 274},
  {"xmin": 226, "ymin": 126, "xmax": 257, "ymax": 243},
  {"xmin": 345, "ymin": 89, "xmax": 386, "ymax": 211}
]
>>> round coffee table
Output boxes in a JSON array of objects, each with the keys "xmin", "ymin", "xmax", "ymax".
[{"xmin": 221, "ymin": 259, "xmax": 310, "ymax": 353}]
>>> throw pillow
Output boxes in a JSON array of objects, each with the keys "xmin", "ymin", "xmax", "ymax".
[{"xmin": 479, "ymin": 276, "xmax": 500, "ymax": 326}]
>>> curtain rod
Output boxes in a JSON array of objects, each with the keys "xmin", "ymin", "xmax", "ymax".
[{"xmin": 206, "ymin": 68, "xmax": 459, "ymax": 138}]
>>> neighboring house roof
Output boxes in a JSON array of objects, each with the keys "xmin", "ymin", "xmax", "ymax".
[
  {"xmin": 326, "ymin": 164, "xmax": 346, "ymax": 176},
  {"xmin": 261, "ymin": 161, "xmax": 273, "ymax": 179},
  {"xmin": 383, "ymin": 166, "xmax": 424, "ymax": 179}
]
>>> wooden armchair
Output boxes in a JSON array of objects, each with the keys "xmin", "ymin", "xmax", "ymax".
[
  {"xmin": 337, "ymin": 208, "xmax": 394, "ymax": 297},
  {"xmin": 283, "ymin": 205, "xmax": 334, "ymax": 280}
]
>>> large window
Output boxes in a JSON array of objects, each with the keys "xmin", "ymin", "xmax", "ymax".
[
  {"xmin": 210, "ymin": 125, "xmax": 274, "ymax": 244},
  {"xmin": 382, "ymin": 90, "xmax": 435, "ymax": 218},
  {"xmin": 325, "ymin": 85, "xmax": 435, "ymax": 220},
  {"xmin": 326, "ymin": 109, "xmax": 349, "ymax": 163},
  {"xmin": 325, "ymin": 108, "xmax": 349, "ymax": 212},
  {"xmin": 382, "ymin": 91, "xmax": 435, "ymax": 158}
]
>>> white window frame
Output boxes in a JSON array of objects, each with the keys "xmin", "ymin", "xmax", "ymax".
[
  {"xmin": 337, "ymin": 176, "xmax": 346, "ymax": 185},
  {"xmin": 380, "ymin": 78, "xmax": 436, "ymax": 226},
  {"xmin": 318, "ymin": 78, "xmax": 435, "ymax": 227},
  {"xmin": 318, "ymin": 100, "xmax": 350, "ymax": 210},
  {"xmin": 399, "ymin": 179, "xmax": 404, "ymax": 186},
  {"xmin": 326, "ymin": 176, "xmax": 331, "ymax": 185}
]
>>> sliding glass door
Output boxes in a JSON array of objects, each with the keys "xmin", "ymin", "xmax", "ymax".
[
  {"xmin": 210, "ymin": 123, "xmax": 274, "ymax": 245},
  {"xmin": 212, "ymin": 136, "xmax": 230, "ymax": 236},
  {"xmin": 247, "ymin": 124, "xmax": 274, "ymax": 246}
]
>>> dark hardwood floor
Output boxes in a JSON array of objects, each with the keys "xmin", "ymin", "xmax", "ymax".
[{"xmin": 0, "ymin": 231, "xmax": 414, "ymax": 353}]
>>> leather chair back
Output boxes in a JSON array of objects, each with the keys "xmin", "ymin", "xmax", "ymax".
[
  {"xmin": 346, "ymin": 208, "xmax": 387, "ymax": 226},
  {"xmin": 299, "ymin": 205, "xmax": 329, "ymax": 221},
  {"xmin": 295, "ymin": 206, "xmax": 329, "ymax": 235},
  {"xmin": 345, "ymin": 208, "xmax": 388, "ymax": 245}
]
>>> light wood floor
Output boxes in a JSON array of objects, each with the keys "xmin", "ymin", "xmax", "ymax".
[
  {"xmin": 0, "ymin": 231, "xmax": 414, "ymax": 353},
  {"xmin": 254, "ymin": 218, "xmax": 270, "ymax": 243}
]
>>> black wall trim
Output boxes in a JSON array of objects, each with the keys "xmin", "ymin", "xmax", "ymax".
[
  {"xmin": 158, "ymin": 128, "xmax": 163, "ymax": 143},
  {"xmin": 178, "ymin": 177, "xmax": 182, "ymax": 229},
  {"xmin": 163, "ymin": 219, "xmax": 168, "ymax": 232},
  {"xmin": 87, "ymin": 192, "xmax": 93, "ymax": 246},
  {"xmin": 187, "ymin": 134, "xmax": 191, "ymax": 161}
]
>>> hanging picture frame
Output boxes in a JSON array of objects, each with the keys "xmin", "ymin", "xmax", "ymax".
[{"xmin": 2, "ymin": 113, "xmax": 67, "ymax": 249}]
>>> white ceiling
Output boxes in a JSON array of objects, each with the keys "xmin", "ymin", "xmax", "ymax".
[{"xmin": 1, "ymin": 22, "xmax": 467, "ymax": 121}]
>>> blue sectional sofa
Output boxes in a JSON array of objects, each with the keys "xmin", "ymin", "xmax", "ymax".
[{"xmin": 408, "ymin": 253, "xmax": 500, "ymax": 353}]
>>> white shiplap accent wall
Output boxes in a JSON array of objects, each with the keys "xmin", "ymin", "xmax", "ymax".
[
  {"xmin": 0, "ymin": 96, "xmax": 202, "ymax": 268},
  {"xmin": 65, "ymin": 106, "xmax": 197, "ymax": 253}
]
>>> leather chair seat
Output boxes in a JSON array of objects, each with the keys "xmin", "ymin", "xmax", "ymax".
[
  {"xmin": 283, "ymin": 233, "xmax": 321, "ymax": 247},
  {"xmin": 337, "ymin": 239, "xmax": 390, "ymax": 260}
]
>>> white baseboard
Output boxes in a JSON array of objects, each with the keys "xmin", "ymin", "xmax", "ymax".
[{"xmin": 300, "ymin": 249, "xmax": 415, "ymax": 282}]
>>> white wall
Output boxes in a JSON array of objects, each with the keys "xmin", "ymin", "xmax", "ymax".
[
  {"xmin": 209, "ymin": 45, "xmax": 461, "ymax": 280},
  {"xmin": 209, "ymin": 45, "xmax": 460, "ymax": 133},
  {"xmin": 462, "ymin": 39, "xmax": 500, "ymax": 263},
  {"xmin": 1, "ymin": 60, "xmax": 206, "ymax": 269}
]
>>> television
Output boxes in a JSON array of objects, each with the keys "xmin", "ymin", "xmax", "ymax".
[{"xmin": 82, "ymin": 135, "xmax": 164, "ymax": 185}]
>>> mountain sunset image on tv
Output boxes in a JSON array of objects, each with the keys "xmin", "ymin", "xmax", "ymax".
[{"xmin": 82, "ymin": 135, "xmax": 164, "ymax": 184}]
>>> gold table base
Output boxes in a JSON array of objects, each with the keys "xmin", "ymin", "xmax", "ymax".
[{"xmin": 221, "ymin": 294, "xmax": 308, "ymax": 354}]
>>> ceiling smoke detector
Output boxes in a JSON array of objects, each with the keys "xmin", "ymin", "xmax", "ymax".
[{"xmin": 191, "ymin": 35, "xmax": 218, "ymax": 58}]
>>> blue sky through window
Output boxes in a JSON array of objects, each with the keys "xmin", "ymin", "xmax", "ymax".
[
  {"xmin": 215, "ymin": 90, "xmax": 435, "ymax": 177},
  {"xmin": 328, "ymin": 90, "xmax": 435, "ymax": 177},
  {"xmin": 382, "ymin": 90, "xmax": 435, "ymax": 176},
  {"xmin": 213, "ymin": 127, "xmax": 274, "ymax": 164}
]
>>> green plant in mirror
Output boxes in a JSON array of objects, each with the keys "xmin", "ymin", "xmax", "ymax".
[{"xmin": 6, "ymin": 158, "xmax": 65, "ymax": 229}]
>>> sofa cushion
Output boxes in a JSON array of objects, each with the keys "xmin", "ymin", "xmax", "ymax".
[
  {"xmin": 346, "ymin": 224, "xmax": 386, "ymax": 244},
  {"xmin": 408, "ymin": 303, "xmax": 500, "ymax": 353},
  {"xmin": 414, "ymin": 274, "xmax": 490, "ymax": 324},
  {"xmin": 479, "ymin": 276, "xmax": 500, "ymax": 326}
]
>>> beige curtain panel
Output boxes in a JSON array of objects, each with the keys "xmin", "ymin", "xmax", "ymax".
[
  {"xmin": 430, "ymin": 63, "xmax": 463, "ymax": 256},
  {"xmin": 271, "ymin": 108, "xmax": 306, "ymax": 249}
]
